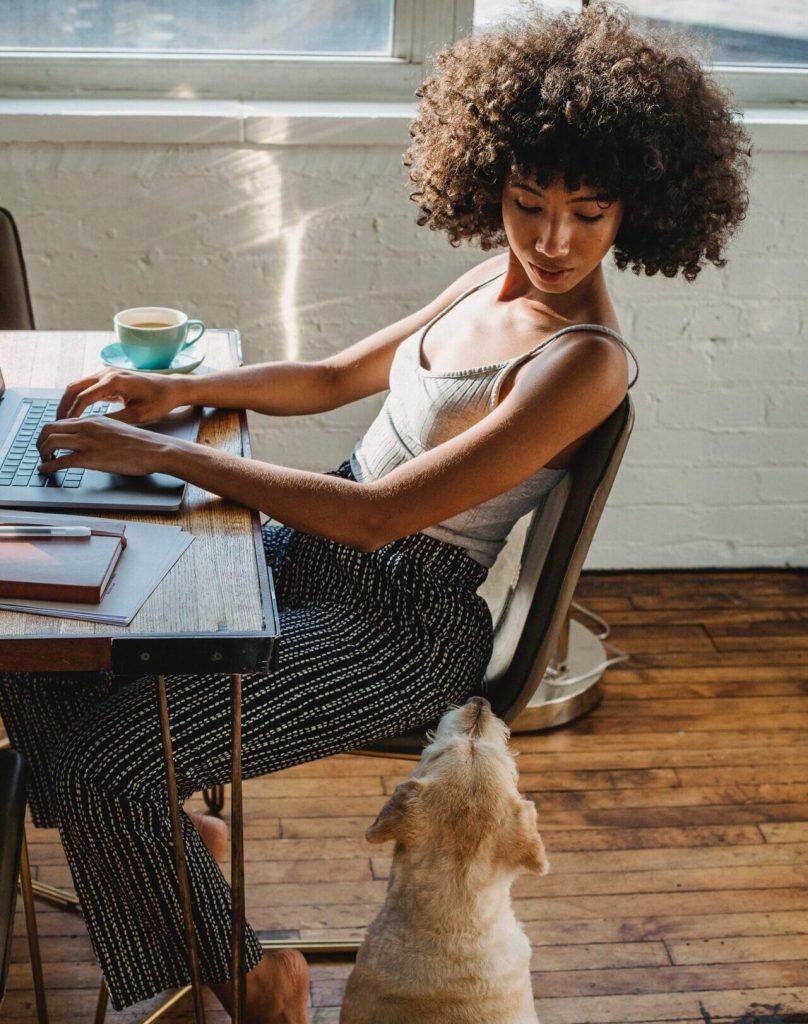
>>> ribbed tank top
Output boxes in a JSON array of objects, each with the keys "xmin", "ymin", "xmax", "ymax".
[{"xmin": 350, "ymin": 273, "xmax": 639, "ymax": 567}]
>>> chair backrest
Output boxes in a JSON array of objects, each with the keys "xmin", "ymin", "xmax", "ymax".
[
  {"xmin": 0, "ymin": 208, "xmax": 35, "ymax": 330},
  {"xmin": 479, "ymin": 394, "xmax": 633, "ymax": 722},
  {"xmin": 360, "ymin": 395, "xmax": 634, "ymax": 755},
  {"xmin": 0, "ymin": 749, "xmax": 28, "ymax": 1004}
]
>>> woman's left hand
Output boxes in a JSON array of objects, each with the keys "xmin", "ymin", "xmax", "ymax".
[{"xmin": 37, "ymin": 415, "xmax": 173, "ymax": 477}]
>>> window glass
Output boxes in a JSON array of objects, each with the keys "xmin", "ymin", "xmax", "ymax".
[
  {"xmin": 474, "ymin": 0, "xmax": 578, "ymax": 32},
  {"xmin": 0, "ymin": 0, "xmax": 394, "ymax": 56},
  {"xmin": 618, "ymin": 1, "xmax": 808, "ymax": 67},
  {"xmin": 475, "ymin": 1, "xmax": 808, "ymax": 65}
]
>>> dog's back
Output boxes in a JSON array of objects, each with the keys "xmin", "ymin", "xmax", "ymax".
[
  {"xmin": 342, "ymin": 910, "xmax": 536, "ymax": 1023},
  {"xmin": 339, "ymin": 699, "xmax": 546, "ymax": 1024}
]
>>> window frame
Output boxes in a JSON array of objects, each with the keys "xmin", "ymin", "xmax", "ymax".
[
  {"xmin": 715, "ymin": 66, "xmax": 808, "ymax": 106},
  {"xmin": 0, "ymin": 0, "xmax": 474, "ymax": 102},
  {"xmin": 0, "ymin": 0, "xmax": 804, "ymax": 106}
]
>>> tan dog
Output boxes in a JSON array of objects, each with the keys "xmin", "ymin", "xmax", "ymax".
[{"xmin": 340, "ymin": 697, "xmax": 547, "ymax": 1024}]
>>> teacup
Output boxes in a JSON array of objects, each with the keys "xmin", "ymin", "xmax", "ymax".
[{"xmin": 114, "ymin": 307, "xmax": 206, "ymax": 370}]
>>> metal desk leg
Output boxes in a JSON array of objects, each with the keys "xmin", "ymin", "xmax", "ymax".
[
  {"xmin": 231, "ymin": 673, "xmax": 246, "ymax": 1024},
  {"xmin": 17, "ymin": 671, "xmax": 254, "ymax": 1024},
  {"xmin": 94, "ymin": 980, "xmax": 109, "ymax": 1024},
  {"xmin": 156, "ymin": 674, "xmax": 206, "ymax": 1024}
]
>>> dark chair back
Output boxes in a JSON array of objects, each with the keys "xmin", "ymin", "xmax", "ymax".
[
  {"xmin": 360, "ymin": 395, "xmax": 634, "ymax": 755},
  {"xmin": 0, "ymin": 208, "xmax": 35, "ymax": 329},
  {"xmin": 483, "ymin": 394, "xmax": 634, "ymax": 723},
  {"xmin": 0, "ymin": 749, "xmax": 28, "ymax": 1004}
]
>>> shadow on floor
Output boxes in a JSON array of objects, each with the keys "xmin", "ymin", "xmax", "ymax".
[{"xmin": 700, "ymin": 1004, "xmax": 808, "ymax": 1024}]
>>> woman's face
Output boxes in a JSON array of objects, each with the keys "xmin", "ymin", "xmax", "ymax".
[{"xmin": 501, "ymin": 173, "xmax": 624, "ymax": 296}]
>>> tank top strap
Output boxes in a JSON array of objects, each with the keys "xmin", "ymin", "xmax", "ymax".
[
  {"xmin": 503, "ymin": 322, "xmax": 640, "ymax": 389},
  {"xmin": 420, "ymin": 270, "xmax": 508, "ymax": 337}
]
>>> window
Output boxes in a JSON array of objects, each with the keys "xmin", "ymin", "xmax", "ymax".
[
  {"xmin": 0, "ymin": 0, "xmax": 395, "ymax": 56},
  {"xmin": 474, "ymin": 0, "xmax": 578, "ymax": 30},
  {"xmin": 621, "ymin": 1, "xmax": 808, "ymax": 67},
  {"xmin": 0, "ymin": 0, "xmax": 475, "ymax": 101},
  {"xmin": 475, "ymin": 1, "xmax": 808, "ymax": 104},
  {"xmin": 0, "ymin": 0, "xmax": 804, "ymax": 104}
]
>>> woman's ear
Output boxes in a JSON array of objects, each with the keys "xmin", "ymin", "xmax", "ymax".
[
  {"xmin": 514, "ymin": 798, "xmax": 550, "ymax": 875},
  {"xmin": 365, "ymin": 778, "xmax": 425, "ymax": 845}
]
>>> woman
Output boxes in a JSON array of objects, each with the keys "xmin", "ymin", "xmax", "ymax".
[{"xmin": 1, "ymin": 4, "xmax": 749, "ymax": 1021}]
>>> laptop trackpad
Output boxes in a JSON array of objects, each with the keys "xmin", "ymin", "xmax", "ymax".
[
  {"xmin": 140, "ymin": 405, "xmax": 202, "ymax": 444},
  {"xmin": 71, "ymin": 404, "xmax": 205, "ymax": 503},
  {"xmin": 97, "ymin": 404, "xmax": 203, "ymax": 490}
]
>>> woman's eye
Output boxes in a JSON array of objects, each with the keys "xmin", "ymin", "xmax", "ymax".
[
  {"xmin": 576, "ymin": 213, "xmax": 605, "ymax": 223},
  {"xmin": 515, "ymin": 199, "xmax": 541, "ymax": 213}
]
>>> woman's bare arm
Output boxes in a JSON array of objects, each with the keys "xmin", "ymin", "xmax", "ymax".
[
  {"xmin": 39, "ymin": 327, "xmax": 627, "ymax": 551},
  {"xmin": 57, "ymin": 256, "xmax": 507, "ymax": 422}
]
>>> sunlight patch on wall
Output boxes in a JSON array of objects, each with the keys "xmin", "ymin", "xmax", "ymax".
[{"xmin": 280, "ymin": 213, "xmax": 308, "ymax": 361}]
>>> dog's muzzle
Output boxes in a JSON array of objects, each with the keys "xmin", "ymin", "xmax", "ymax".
[
  {"xmin": 466, "ymin": 696, "xmax": 491, "ymax": 712},
  {"xmin": 464, "ymin": 695, "xmax": 492, "ymax": 736}
]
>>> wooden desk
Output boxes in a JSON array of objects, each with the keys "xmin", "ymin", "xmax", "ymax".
[
  {"xmin": 0, "ymin": 329, "xmax": 279, "ymax": 674},
  {"xmin": 0, "ymin": 329, "xmax": 280, "ymax": 1024}
]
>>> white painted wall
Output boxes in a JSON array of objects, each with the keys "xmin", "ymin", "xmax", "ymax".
[{"xmin": 0, "ymin": 129, "xmax": 805, "ymax": 569}]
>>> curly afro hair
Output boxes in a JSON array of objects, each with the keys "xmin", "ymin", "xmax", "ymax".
[{"xmin": 406, "ymin": 2, "xmax": 750, "ymax": 281}]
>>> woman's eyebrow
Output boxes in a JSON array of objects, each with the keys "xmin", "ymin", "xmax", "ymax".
[
  {"xmin": 570, "ymin": 195, "xmax": 610, "ymax": 204},
  {"xmin": 512, "ymin": 181, "xmax": 611, "ymax": 204}
]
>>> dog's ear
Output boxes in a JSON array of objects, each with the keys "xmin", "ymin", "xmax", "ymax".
[
  {"xmin": 365, "ymin": 779, "xmax": 424, "ymax": 845},
  {"xmin": 514, "ymin": 799, "xmax": 550, "ymax": 875}
]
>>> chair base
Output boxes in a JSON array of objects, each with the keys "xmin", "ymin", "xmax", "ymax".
[{"xmin": 511, "ymin": 619, "xmax": 606, "ymax": 733}]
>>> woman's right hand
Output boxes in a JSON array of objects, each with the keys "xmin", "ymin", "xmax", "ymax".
[{"xmin": 56, "ymin": 369, "xmax": 192, "ymax": 424}]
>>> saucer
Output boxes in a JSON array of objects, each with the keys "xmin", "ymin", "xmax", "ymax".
[{"xmin": 100, "ymin": 342, "xmax": 206, "ymax": 375}]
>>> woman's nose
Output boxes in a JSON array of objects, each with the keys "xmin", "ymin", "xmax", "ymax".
[{"xmin": 536, "ymin": 220, "xmax": 571, "ymax": 259}]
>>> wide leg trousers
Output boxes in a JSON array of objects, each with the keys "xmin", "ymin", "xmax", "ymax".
[{"xmin": 0, "ymin": 504, "xmax": 493, "ymax": 1008}]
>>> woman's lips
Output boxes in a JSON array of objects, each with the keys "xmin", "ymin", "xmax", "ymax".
[{"xmin": 529, "ymin": 262, "xmax": 573, "ymax": 284}]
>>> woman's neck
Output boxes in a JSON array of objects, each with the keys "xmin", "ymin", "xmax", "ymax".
[{"xmin": 499, "ymin": 252, "xmax": 619, "ymax": 330}]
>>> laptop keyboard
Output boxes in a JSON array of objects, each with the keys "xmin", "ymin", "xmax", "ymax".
[{"xmin": 0, "ymin": 399, "xmax": 110, "ymax": 489}]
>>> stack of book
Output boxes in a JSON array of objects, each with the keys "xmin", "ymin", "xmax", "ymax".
[
  {"xmin": 0, "ymin": 511, "xmax": 193, "ymax": 625},
  {"xmin": 0, "ymin": 521, "xmax": 127, "ymax": 603}
]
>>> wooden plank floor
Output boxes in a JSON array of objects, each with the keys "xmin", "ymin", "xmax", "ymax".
[{"xmin": 3, "ymin": 570, "xmax": 808, "ymax": 1023}]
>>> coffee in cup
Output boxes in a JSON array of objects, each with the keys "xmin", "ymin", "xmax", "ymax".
[{"xmin": 114, "ymin": 307, "xmax": 206, "ymax": 370}]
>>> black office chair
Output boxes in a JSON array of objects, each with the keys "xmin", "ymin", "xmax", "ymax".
[
  {"xmin": 0, "ymin": 748, "xmax": 47, "ymax": 1020},
  {"xmin": 0, "ymin": 207, "xmax": 35, "ymax": 329},
  {"xmin": 359, "ymin": 394, "xmax": 635, "ymax": 755}
]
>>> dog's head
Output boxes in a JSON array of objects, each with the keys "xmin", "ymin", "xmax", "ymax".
[{"xmin": 366, "ymin": 697, "xmax": 548, "ymax": 878}]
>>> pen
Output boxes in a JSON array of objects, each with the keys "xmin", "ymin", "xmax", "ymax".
[{"xmin": 0, "ymin": 526, "xmax": 93, "ymax": 539}]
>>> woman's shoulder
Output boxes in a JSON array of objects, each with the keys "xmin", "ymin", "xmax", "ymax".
[{"xmin": 512, "ymin": 326, "xmax": 635, "ymax": 406}]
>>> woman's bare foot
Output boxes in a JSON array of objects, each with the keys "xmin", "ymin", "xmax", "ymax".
[
  {"xmin": 210, "ymin": 948, "xmax": 310, "ymax": 1024},
  {"xmin": 189, "ymin": 815, "xmax": 309, "ymax": 1020},
  {"xmin": 188, "ymin": 811, "xmax": 229, "ymax": 865}
]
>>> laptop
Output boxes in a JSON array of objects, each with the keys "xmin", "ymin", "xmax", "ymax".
[{"xmin": 0, "ymin": 366, "xmax": 203, "ymax": 511}]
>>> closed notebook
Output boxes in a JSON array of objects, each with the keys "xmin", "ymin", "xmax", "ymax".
[{"xmin": 0, "ymin": 525, "xmax": 127, "ymax": 603}]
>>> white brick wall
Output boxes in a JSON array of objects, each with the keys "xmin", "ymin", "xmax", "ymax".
[{"xmin": 0, "ymin": 137, "xmax": 805, "ymax": 568}]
